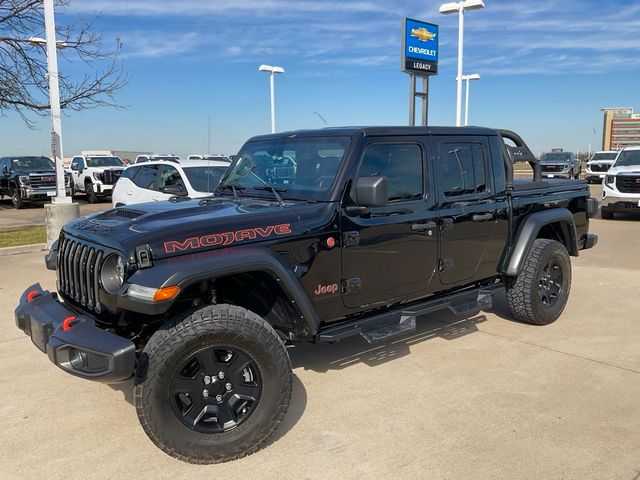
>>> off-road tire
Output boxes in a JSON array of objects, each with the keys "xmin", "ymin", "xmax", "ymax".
[
  {"xmin": 505, "ymin": 239, "xmax": 571, "ymax": 325},
  {"xmin": 134, "ymin": 304, "xmax": 292, "ymax": 464},
  {"xmin": 12, "ymin": 188, "xmax": 24, "ymax": 209},
  {"xmin": 85, "ymin": 181, "xmax": 98, "ymax": 203},
  {"xmin": 600, "ymin": 208, "xmax": 614, "ymax": 220}
]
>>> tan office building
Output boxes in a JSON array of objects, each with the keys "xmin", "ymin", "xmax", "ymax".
[{"xmin": 602, "ymin": 107, "xmax": 640, "ymax": 150}]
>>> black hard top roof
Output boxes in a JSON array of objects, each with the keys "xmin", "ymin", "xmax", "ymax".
[{"xmin": 248, "ymin": 126, "xmax": 499, "ymax": 142}]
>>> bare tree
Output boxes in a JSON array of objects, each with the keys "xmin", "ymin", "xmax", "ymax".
[{"xmin": 0, "ymin": 0, "xmax": 127, "ymax": 125}]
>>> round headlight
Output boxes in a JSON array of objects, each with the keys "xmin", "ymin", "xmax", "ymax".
[{"xmin": 101, "ymin": 254, "xmax": 125, "ymax": 294}]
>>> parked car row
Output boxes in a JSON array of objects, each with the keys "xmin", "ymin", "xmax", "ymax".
[{"xmin": 0, "ymin": 153, "xmax": 233, "ymax": 209}]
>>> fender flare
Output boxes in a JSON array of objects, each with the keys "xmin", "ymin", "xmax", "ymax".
[
  {"xmin": 124, "ymin": 247, "xmax": 320, "ymax": 337},
  {"xmin": 504, "ymin": 208, "xmax": 578, "ymax": 276}
]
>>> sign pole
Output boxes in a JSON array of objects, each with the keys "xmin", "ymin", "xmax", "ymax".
[
  {"xmin": 421, "ymin": 76, "xmax": 429, "ymax": 126},
  {"xmin": 409, "ymin": 74, "xmax": 416, "ymax": 126}
]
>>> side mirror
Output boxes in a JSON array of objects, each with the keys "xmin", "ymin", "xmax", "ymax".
[
  {"xmin": 355, "ymin": 176, "xmax": 388, "ymax": 207},
  {"xmin": 161, "ymin": 184, "xmax": 186, "ymax": 196},
  {"xmin": 71, "ymin": 163, "xmax": 79, "ymax": 171},
  {"xmin": 2, "ymin": 166, "xmax": 9, "ymax": 176}
]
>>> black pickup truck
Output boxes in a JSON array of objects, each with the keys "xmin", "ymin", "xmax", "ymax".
[
  {"xmin": 0, "ymin": 156, "xmax": 73, "ymax": 209},
  {"xmin": 15, "ymin": 127, "xmax": 598, "ymax": 464}
]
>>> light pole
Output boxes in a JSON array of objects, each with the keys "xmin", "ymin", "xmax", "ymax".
[
  {"xmin": 461, "ymin": 73, "xmax": 480, "ymax": 126},
  {"xmin": 439, "ymin": 0, "xmax": 485, "ymax": 127},
  {"xmin": 43, "ymin": 0, "xmax": 79, "ymax": 247},
  {"xmin": 258, "ymin": 64, "xmax": 284, "ymax": 133}
]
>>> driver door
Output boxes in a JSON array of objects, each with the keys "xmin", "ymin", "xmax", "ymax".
[{"xmin": 340, "ymin": 139, "xmax": 439, "ymax": 309}]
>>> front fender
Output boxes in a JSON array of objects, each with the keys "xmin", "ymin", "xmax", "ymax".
[
  {"xmin": 124, "ymin": 247, "xmax": 320, "ymax": 336},
  {"xmin": 504, "ymin": 208, "xmax": 578, "ymax": 276}
]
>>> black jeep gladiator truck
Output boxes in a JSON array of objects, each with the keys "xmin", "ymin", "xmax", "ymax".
[
  {"xmin": 15, "ymin": 127, "xmax": 598, "ymax": 463},
  {"xmin": 0, "ymin": 156, "xmax": 73, "ymax": 209}
]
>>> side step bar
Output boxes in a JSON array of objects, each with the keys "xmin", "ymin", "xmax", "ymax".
[{"xmin": 318, "ymin": 284, "xmax": 501, "ymax": 344}]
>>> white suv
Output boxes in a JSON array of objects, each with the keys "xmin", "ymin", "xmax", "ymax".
[
  {"xmin": 134, "ymin": 154, "xmax": 180, "ymax": 164},
  {"xmin": 69, "ymin": 154, "xmax": 126, "ymax": 203},
  {"xmin": 585, "ymin": 151, "xmax": 618, "ymax": 184},
  {"xmin": 601, "ymin": 146, "xmax": 640, "ymax": 219},
  {"xmin": 112, "ymin": 159, "xmax": 230, "ymax": 207}
]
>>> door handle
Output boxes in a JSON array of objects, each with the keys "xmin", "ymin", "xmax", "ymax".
[
  {"xmin": 411, "ymin": 221, "xmax": 437, "ymax": 231},
  {"xmin": 472, "ymin": 213, "xmax": 494, "ymax": 222},
  {"xmin": 127, "ymin": 191, "xmax": 133, "ymax": 195},
  {"xmin": 440, "ymin": 217, "xmax": 454, "ymax": 230}
]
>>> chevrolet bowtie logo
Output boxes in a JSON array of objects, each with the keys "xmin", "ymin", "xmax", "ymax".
[{"xmin": 410, "ymin": 27, "xmax": 436, "ymax": 42}]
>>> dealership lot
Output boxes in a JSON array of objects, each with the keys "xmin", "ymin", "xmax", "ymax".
[
  {"xmin": 0, "ymin": 195, "xmax": 111, "ymax": 229},
  {"xmin": 0, "ymin": 185, "xmax": 639, "ymax": 480}
]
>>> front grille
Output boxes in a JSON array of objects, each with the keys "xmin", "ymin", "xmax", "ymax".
[
  {"xmin": 100, "ymin": 169, "xmax": 122, "ymax": 185},
  {"xmin": 617, "ymin": 175, "xmax": 640, "ymax": 194},
  {"xmin": 589, "ymin": 164, "xmax": 610, "ymax": 173},
  {"xmin": 30, "ymin": 174, "xmax": 56, "ymax": 188},
  {"xmin": 57, "ymin": 235, "xmax": 106, "ymax": 313},
  {"xmin": 542, "ymin": 164, "xmax": 566, "ymax": 173}
]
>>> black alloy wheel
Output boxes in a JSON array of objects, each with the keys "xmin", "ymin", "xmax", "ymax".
[
  {"xmin": 538, "ymin": 259, "xmax": 563, "ymax": 308},
  {"xmin": 134, "ymin": 304, "xmax": 292, "ymax": 464},
  {"xmin": 170, "ymin": 346, "xmax": 262, "ymax": 434}
]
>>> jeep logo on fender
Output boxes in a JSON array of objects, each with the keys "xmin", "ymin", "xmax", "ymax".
[
  {"xmin": 164, "ymin": 223, "xmax": 292, "ymax": 253},
  {"xmin": 314, "ymin": 283, "xmax": 339, "ymax": 295}
]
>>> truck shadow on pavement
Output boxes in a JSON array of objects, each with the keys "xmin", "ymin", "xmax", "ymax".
[{"xmin": 289, "ymin": 312, "xmax": 488, "ymax": 373}]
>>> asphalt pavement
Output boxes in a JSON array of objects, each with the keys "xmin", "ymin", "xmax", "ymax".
[
  {"xmin": 1, "ymin": 184, "xmax": 639, "ymax": 479},
  {"xmin": 0, "ymin": 194, "xmax": 111, "ymax": 229}
]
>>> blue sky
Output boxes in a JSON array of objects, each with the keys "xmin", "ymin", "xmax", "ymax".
[{"xmin": 2, "ymin": 0, "xmax": 640, "ymax": 157}]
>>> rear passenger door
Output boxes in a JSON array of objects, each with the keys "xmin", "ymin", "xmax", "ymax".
[
  {"xmin": 129, "ymin": 164, "xmax": 161, "ymax": 204},
  {"xmin": 433, "ymin": 136, "xmax": 498, "ymax": 286}
]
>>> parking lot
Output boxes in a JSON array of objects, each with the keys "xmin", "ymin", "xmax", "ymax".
[
  {"xmin": 0, "ymin": 184, "xmax": 639, "ymax": 480},
  {"xmin": 0, "ymin": 194, "xmax": 111, "ymax": 229}
]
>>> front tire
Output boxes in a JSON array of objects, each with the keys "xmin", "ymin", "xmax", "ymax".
[
  {"xmin": 134, "ymin": 304, "xmax": 292, "ymax": 464},
  {"xmin": 12, "ymin": 188, "xmax": 24, "ymax": 209},
  {"xmin": 505, "ymin": 239, "xmax": 571, "ymax": 325},
  {"xmin": 600, "ymin": 207, "xmax": 614, "ymax": 219},
  {"xmin": 85, "ymin": 182, "xmax": 99, "ymax": 203}
]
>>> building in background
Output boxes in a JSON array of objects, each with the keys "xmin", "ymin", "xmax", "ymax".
[{"xmin": 602, "ymin": 107, "xmax": 640, "ymax": 150}]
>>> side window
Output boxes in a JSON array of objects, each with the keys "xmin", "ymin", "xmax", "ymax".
[
  {"xmin": 121, "ymin": 166, "xmax": 137, "ymax": 180},
  {"xmin": 71, "ymin": 157, "xmax": 83, "ymax": 169},
  {"xmin": 358, "ymin": 144, "xmax": 423, "ymax": 202},
  {"xmin": 439, "ymin": 142, "xmax": 488, "ymax": 196},
  {"xmin": 132, "ymin": 165, "xmax": 160, "ymax": 190},
  {"xmin": 157, "ymin": 165, "xmax": 186, "ymax": 192}
]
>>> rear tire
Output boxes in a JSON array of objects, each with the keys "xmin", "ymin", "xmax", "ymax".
[
  {"xmin": 600, "ymin": 208, "xmax": 614, "ymax": 219},
  {"xmin": 505, "ymin": 239, "xmax": 571, "ymax": 325},
  {"xmin": 134, "ymin": 304, "xmax": 292, "ymax": 464}
]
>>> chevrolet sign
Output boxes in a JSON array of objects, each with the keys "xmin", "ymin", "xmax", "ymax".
[{"xmin": 402, "ymin": 18, "xmax": 439, "ymax": 76}]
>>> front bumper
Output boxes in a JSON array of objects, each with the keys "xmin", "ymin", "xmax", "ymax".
[
  {"xmin": 94, "ymin": 183, "xmax": 114, "ymax": 194},
  {"xmin": 585, "ymin": 171, "xmax": 606, "ymax": 181},
  {"xmin": 14, "ymin": 283, "xmax": 135, "ymax": 383},
  {"xmin": 21, "ymin": 187, "xmax": 73, "ymax": 200},
  {"xmin": 601, "ymin": 188, "xmax": 640, "ymax": 210}
]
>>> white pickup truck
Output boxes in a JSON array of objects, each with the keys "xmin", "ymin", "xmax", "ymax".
[{"xmin": 68, "ymin": 154, "xmax": 126, "ymax": 203}]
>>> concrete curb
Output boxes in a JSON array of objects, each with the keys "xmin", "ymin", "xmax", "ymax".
[{"xmin": 0, "ymin": 243, "xmax": 47, "ymax": 256}]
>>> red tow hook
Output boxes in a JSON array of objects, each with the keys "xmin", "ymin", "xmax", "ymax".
[
  {"xmin": 62, "ymin": 315, "xmax": 78, "ymax": 332},
  {"xmin": 26, "ymin": 290, "xmax": 41, "ymax": 303}
]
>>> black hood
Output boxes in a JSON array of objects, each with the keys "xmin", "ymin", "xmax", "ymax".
[{"xmin": 62, "ymin": 197, "xmax": 335, "ymax": 263}]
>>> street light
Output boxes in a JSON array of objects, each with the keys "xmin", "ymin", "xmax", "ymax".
[
  {"xmin": 42, "ymin": 0, "xmax": 79, "ymax": 247},
  {"xmin": 439, "ymin": 0, "xmax": 485, "ymax": 127},
  {"xmin": 27, "ymin": 36, "xmax": 68, "ymax": 48},
  {"xmin": 258, "ymin": 64, "xmax": 285, "ymax": 133},
  {"xmin": 460, "ymin": 73, "xmax": 480, "ymax": 126}
]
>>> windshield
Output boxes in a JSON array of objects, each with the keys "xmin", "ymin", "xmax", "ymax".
[
  {"xmin": 220, "ymin": 137, "xmax": 350, "ymax": 200},
  {"xmin": 183, "ymin": 166, "xmax": 228, "ymax": 193},
  {"xmin": 86, "ymin": 156, "xmax": 124, "ymax": 167},
  {"xmin": 11, "ymin": 157, "xmax": 54, "ymax": 170},
  {"xmin": 590, "ymin": 152, "xmax": 617, "ymax": 162},
  {"xmin": 613, "ymin": 150, "xmax": 640, "ymax": 168},
  {"xmin": 542, "ymin": 153, "xmax": 572, "ymax": 162}
]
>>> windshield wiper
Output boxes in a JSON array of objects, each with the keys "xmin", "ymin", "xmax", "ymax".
[
  {"xmin": 218, "ymin": 183, "xmax": 245, "ymax": 200},
  {"xmin": 254, "ymin": 186, "xmax": 286, "ymax": 207}
]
